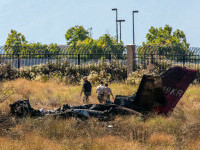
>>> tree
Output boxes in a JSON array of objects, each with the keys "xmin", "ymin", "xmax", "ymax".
[
  {"xmin": 4, "ymin": 29, "xmax": 27, "ymax": 54},
  {"xmin": 4, "ymin": 29, "xmax": 61, "ymax": 56},
  {"xmin": 21, "ymin": 42, "xmax": 48, "ymax": 54},
  {"xmin": 65, "ymin": 26, "xmax": 89, "ymax": 46},
  {"xmin": 22, "ymin": 42, "xmax": 61, "ymax": 57},
  {"xmin": 98, "ymin": 34, "xmax": 125, "ymax": 54},
  {"xmin": 137, "ymin": 25, "xmax": 190, "ymax": 55},
  {"xmin": 48, "ymin": 43, "xmax": 61, "ymax": 54},
  {"xmin": 66, "ymin": 32, "xmax": 125, "ymax": 58}
]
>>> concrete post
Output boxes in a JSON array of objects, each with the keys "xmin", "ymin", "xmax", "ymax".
[{"xmin": 127, "ymin": 44, "xmax": 136, "ymax": 76}]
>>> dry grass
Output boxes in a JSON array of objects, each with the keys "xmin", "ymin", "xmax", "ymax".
[
  {"xmin": 0, "ymin": 79, "xmax": 200, "ymax": 149},
  {"xmin": 0, "ymin": 79, "xmax": 136, "ymax": 112},
  {"xmin": 0, "ymin": 133, "xmax": 64, "ymax": 150},
  {"xmin": 0, "ymin": 134, "xmax": 145, "ymax": 150},
  {"xmin": 149, "ymin": 133, "xmax": 175, "ymax": 148}
]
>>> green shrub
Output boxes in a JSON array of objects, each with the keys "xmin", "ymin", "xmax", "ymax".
[
  {"xmin": 0, "ymin": 59, "xmax": 127, "ymax": 83},
  {"xmin": 0, "ymin": 64, "xmax": 18, "ymax": 81},
  {"xmin": 20, "ymin": 60, "xmax": 127, "ymax": 84}
]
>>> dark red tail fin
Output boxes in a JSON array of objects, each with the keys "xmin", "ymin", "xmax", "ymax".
[{"xmin": 155, "ymin": 66, "xmax": 197, "ymax": 114}]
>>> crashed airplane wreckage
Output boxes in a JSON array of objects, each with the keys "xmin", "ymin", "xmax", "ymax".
[{"xmin": 10, "ymin": 66, "xmax": 197, "ymax": 120}]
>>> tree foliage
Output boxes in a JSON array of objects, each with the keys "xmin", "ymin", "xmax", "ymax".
[
  {"xmin": 137, "ymin": 25, "xmax": 190, "ymax": 55},
  {"xmin": 4, "ymin": 29, "xmax": 27, "ymax": 54},
  {"xmin": 65, "ymin": 26, "xmax": 125, "ymax": 55},
  {"xmin": 98, "ymin": 34, "xmax": 125, "ymax": 54},
  {"xmin": 5, "ymin": 26, "xmax": 125, "ymax": 57},
  {"xmin": 4, "ymin": 30, "xmax": 61, "ymax": 56},
  {"xmin": 65, "ymin": 25, "xmax": 89, "ymax": 46}
]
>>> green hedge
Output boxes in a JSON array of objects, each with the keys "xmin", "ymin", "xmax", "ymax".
[{"xmin": 0, "ymin": 60, "xmax": 127, "ymax": 84}]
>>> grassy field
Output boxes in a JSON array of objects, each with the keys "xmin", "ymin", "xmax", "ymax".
[{"xmin": 0, "ymin": 79, "xmax": 200, "ymax": 150}]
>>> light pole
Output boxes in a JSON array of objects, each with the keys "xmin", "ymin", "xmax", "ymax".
[
  {"xmin": 132, "ymin": 10, "xmax": 139, "ymax": 45},
  {"xmin": 112, "ymin": 8, "xmax": 118, "ymax": 43},
  {"xmin": 117, "ymin": 19, "xmax": 125, "ymax": 42}
]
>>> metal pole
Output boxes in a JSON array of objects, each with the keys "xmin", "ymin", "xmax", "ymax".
[
  {"xmin": 133, "ymin": 13, "xmax": 135, "ymax": 44},
  {"xmin": 116, "ymin": 9, "xmax": 118, "ymax": 43},
  {"xmin": 112, "ymin": 8, "xmax": 118, "ymax": 43},
  {"xmin": 117, "ymin": 20, "xmax": 125, "ymax": 42},
  {"xmin": 119, "ymin": 21, "xmax": 121, "ymax": 42},
  {"xmin": 132, "ymin": 11, "xmax": 139, "ymax": 45}
]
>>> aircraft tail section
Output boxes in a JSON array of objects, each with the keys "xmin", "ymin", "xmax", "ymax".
[{"xmin": 155, "ymin": 66, "xmax": 197, "ymax": 114}]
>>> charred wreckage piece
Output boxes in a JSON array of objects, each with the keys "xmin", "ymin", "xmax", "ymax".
[
  {"xmin": 9, "ymin": 100, "xmax": 142, "ymax": 121},
  {"xmin": 9, "ymin": 66, "xmax": 197, "ymax": 121}
]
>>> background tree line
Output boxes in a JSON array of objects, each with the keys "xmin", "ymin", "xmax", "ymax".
[
  {"xmin": 4, "ymin": 26, "xmax": 125, "ymax": 57},
  {"xmin": 4, "ymin": 25, "xmax": 190, "ymax": 57},
  {"xmin": 4, "ymin": 30, "xmax": 60, "ymax": 56}
]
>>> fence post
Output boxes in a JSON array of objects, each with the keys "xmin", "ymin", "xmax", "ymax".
[
  {"xmin": 108, "ymin": 54, "xmax": 111, "ymax": 61},
  {"xmin": 151, "ymin": 54, "xmax": 154, "ymax": 64},
  {"xmin": 126, "ymin": 44, "xmax": 136, "ymax": 76},
  {"xmin": 78, "ymin": 54, "xmax": 80, "ymax": 65},
  {"xmin": 17, "ymin": 53, "xmax": 20, "ymax": 69},
  {"xmin": 183, "ymin": 54, "xmax": 185, "ymax": 66},
  {"xmin": 48, "ymin": 52, "xmax": 50, "ymax": 64},
  {"xmin": 144, "ymin": 52, "xmax": 146, "ymax": 68}
]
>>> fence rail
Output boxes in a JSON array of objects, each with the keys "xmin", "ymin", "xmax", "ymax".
[
  {"xmin": 1, "ymin": 45, "xmax": 200, "ymax": 73},
  {"xmin": 135, "ymin": 52, "xmax": 200, "ymax": 72},
  {"xmin": 0, "ymin": 53, "xmax": 126, "ymax": 68}
]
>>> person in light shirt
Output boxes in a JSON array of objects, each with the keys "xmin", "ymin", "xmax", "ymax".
[
  {"xmin": 96, "ymin": 81, "xmax": 105, "ymax": 103},
  {"xmin": 104, "ymin": 83, "xmax": 114, "ymax": 102}
]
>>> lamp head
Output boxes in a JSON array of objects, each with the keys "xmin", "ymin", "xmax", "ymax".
[
  {"xmin": 112, "ymin": 8, "xmax": 117, "ymax": 11},
  {"xmin": 133, "ymin": 10, "xmax": 139, "ymax": 13},
  {"xmin": 117, "ymin": 19, "xmax": 125, "ymax": 22}
]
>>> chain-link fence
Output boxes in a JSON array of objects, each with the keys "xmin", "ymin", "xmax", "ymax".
[
  {"xmin": 0, "ymin": 45, "xmax": 126, "ymax": 68},
  {"xmin": 1, "ymin": 45, "xmax": 200, "ymax": 72},
  {"xmin": 134, "ymin": 46, "xmax": 200, "ymax": 72}
]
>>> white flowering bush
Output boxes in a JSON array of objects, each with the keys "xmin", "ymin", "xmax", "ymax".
[
  {"xmin": 87, "ymin": 70, "xmax": 111, "ymax": 85},
  {"xmin": 126, "ymin": 64, "xmax": 162, "ymax": 85},
  {"xmin": 126, "ymin": 69, "xmax": 148, "ymax": 85}
]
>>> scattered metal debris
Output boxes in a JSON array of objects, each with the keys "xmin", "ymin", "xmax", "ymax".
[{"xmin": 9, "ymin": 100, "xmax": 142, "ymax": 121}]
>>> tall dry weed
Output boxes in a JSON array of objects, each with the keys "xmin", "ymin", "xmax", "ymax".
[{"xmin": 0, "ymin": 133, "xmax": 64, "ymax": 150}]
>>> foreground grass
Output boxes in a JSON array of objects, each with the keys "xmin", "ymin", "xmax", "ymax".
[{"xmin": 0, "ymin": 79, "xmax": 200, "ymax": 149}]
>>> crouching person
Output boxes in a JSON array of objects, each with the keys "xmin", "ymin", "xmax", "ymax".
[
  {"xmin": 96, "ymin": 81, "xmax": 105, "ymax": 103},
  {"xmin": 80, "ymin": 76, "xmax": 92, "ymax": 104}
]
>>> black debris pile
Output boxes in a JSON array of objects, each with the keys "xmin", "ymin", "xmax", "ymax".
[
  {"xmin": 9, "ymin": 100, "xmax": 142, "ymax": 121},
  {"xmin": 9, "ymin": 100, "xmax": 43, "ymax": 117}
]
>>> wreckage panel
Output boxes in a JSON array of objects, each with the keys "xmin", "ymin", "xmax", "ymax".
[
  {"xmin": 160, "ymin": 66, "xmax": 197, "ymax": 114},
  {"xmin": 133, "ymin": 75, "xmax": 166, "ymax": 111}
]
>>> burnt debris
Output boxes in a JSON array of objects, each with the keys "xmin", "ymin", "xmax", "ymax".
[
  {"xmin": 9, "ymin": 100, "xmax": 42, "ymax": 117},
  {"xmin": 9, "ymin": 99, "xmax": 142, "ymax": 121}
]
